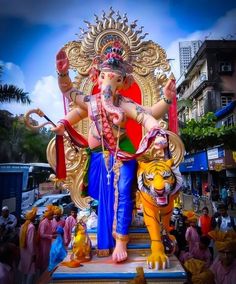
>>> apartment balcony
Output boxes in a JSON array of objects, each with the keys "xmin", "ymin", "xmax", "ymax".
[{"xmin": 180, "ymin": 72, "xmax": 208, "ymax": 99}]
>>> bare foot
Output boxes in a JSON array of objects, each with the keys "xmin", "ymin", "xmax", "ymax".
[{"xmin": 112, "ymin": 239, "xmax": 128, "ymax": 263}]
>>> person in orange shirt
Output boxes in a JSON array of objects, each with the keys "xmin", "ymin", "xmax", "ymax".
[
  {"xmin": 198, "ymin": 207, "xmax": 212, "ymax": 236},
  {"xmin": 198, "ymin": 207, "xmax": 213, "ymax": 259}
]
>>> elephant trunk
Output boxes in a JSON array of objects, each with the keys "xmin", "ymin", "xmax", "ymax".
[{"xmin": 101, "ymin": 86, "xmax": 124, "ymax": 125}]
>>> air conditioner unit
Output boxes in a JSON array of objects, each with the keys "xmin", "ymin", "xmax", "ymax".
[{"xmin": 221, "ymin": 65, "xmax": 232, "ymax": 72}]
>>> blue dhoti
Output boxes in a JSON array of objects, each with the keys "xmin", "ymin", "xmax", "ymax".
[{"xmin": 88, "ymin": 151, "xmax": 136, "ymax": 254}]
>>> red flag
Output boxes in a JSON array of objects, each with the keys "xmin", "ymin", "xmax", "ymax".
[
  {"xmin": 168, "ymin": 95, "xmax": 178, "ymax": 134},
  {"xmin": 56, "ymin": 135, "xmax": 67, "ymax": 179}
]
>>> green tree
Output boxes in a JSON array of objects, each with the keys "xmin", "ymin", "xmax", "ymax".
[
  {"xmin": 0, "ymin": 65, "xmax": 52, "ymax": 162},
  {"xmin": 0, "ymin": 110, "xmax": 53, "ymax": 162},
  {"xmin": 0, "ymin": 65, "xmax": 31, "ymax": 104},
  {"xmin": 180, "ymin": 112, "xmax": 236, "ymax": 153}
]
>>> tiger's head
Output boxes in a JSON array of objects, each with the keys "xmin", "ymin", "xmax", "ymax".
[{"xmin": 137, "ymin": 159, "xmax": 179, "ymax": 206}]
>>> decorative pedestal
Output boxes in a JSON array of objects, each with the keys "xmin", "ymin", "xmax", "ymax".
[
  {"xmin": 50, "ymin": 228, "xmax": 187, "ymax": 283},
  {"xmin": 51, "ymin": 252, "xmax": 186, "ymax": 283}
]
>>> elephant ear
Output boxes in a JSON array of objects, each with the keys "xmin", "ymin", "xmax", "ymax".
[
  {"xmin": 123, "ymin": 74, "xmax": 134, "ymax": 90},
  {"xmin": 89, "ymin": 66, "xmax": 100, "ymax": 83}
]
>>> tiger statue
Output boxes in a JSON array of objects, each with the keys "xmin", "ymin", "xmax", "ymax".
[{"xmin": 137, "ymin": 159, "xmax": 182, "ymax": 270}]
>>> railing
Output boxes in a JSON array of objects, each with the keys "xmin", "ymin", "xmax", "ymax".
[{"xmin": 180, "ymin": 72, "xmax": 208, "ymax": 99}]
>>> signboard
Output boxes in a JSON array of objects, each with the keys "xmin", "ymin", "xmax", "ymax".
[
  {"xmin": 179, "ymin": 151, "xmax": 208, "ymax": 172},
  {"xmin": 207, "ymin": 146, "xmax": 224, "ymax": 160},
  {"xmin": 207, "ymin": 147, "xmax": 236, "ymax": 170},
  {"xmin": 208, "ymin": 158, "xmax": 225, "ymax": 171}
]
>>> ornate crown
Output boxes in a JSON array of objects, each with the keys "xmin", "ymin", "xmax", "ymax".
[{"xmin": 95, "ymin": 40, "xmax": 133, "ymax": 76}]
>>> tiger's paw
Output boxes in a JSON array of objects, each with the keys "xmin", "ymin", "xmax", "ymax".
[{"xmin": 147, "ymin": 252, "xmax": 170, "ymax": 270}]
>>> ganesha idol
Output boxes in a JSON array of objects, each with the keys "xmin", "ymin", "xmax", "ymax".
[
  {"xmin": 52, "ymin": 39, "xmax": 183, "ymax": 267},
  {"xmin": 24, "ymin": 10, "xmax": 184, "ymax": 270}
]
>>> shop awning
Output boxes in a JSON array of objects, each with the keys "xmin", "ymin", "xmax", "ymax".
[{"xmin": 215, "ymin": 100, "xmax": 236, "ymax": 119}]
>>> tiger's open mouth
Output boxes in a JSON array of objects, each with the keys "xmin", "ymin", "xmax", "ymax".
[
  {"xmin": 153, "ymin": 189, "xmax": 169, "ymax": 205},
  {"xmin": 156, "ymin": 196, "xmax": 168, "ymax": 205}
]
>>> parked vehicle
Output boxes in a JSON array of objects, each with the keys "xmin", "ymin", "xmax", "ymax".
[
  {"xmin": 0, "ymin": 163, "xmax": 54, "ymax": 216},
  {"xmin": 21, "ymin": 193, "xmax": 72, "ymax": 222}
]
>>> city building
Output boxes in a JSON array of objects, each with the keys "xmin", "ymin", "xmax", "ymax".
[
  {"xmin": 179, "ymin": 40, "xmax": 202, "ymax": 75},
  {"xmin": 177, "ymin": 40, "xmax": 236, "ymax": 194}
]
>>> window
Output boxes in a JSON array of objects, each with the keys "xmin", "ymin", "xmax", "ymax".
[
  {"xmin": 221, "ymin": 94, "xmax": 233, "ymax": 108},
  {"xmin": 198, "ymin": 98, "xmax": 204, "ymax": 116},
  {"xmin": 192, "ymin": 106, "xmax": 197, "ymax": 119}
]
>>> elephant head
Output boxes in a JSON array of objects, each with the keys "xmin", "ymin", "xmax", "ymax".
[
  {"xmin": 90, "ymin": 41, "xmax": 134, "ymax": 126},
  {"xmin": 97, "ymin": 71, "xmax": 134, "ymax": 125}
]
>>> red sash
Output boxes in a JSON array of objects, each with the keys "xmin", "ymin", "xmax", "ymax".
[{"xmin": 55, "ymin": 120, "xmax": 88, "ymax": 179}]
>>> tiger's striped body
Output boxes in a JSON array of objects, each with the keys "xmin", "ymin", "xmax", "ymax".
[{"xmin": 137, "ymin": 159, "xmax": 181, "ymax": 270}]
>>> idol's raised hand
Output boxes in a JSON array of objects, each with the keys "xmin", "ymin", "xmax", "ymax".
[
  {"xmin": 56, "ymin": 49, "xmax": 69, "ymax": 74},
  {"xmin": 163, "ymin": 78, "xmax": 176, "ymax": 101}
]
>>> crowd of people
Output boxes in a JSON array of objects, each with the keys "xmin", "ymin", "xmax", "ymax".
[
  {"xmin": 1, "ymin": 200, "xmax": 236, "ymax": 284},
  {"xmin": 0, "ymin": 204, "xmax": 79, "ymax": 284},
  {"xmin": 170, "ymin": 204, "xmax": 236, "ymax": 283}
]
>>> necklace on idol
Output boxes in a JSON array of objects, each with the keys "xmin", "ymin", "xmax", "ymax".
[{"xmin": 100, "ymin": 122, "xmax": 121, "ymax": 185}]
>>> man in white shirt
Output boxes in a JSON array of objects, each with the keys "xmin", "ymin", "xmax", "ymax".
[
  {"xmin": 0, "ymin": 206, "xmax": 17, "ymax": 234},
  {"xmin": 212, "ymin": 203, "xmax": 236, "ymax": 232}
]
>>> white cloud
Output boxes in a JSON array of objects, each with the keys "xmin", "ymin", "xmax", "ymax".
[
  {"xmin": 0, "ymin": 61, "xmax": 25, "ymax": 89},
  {"xmin": 30, "ymin": 76, "xmax": 65, "ymax": 125},
  {"xmin": 1, "ymin": 73, "xmax": 65, "ymax": 128},
  {"xmin": 166, "ymin": 8, "xmax": 236, "ymax": 81}
]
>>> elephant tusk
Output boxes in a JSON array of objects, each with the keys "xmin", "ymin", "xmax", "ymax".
[{"xmin": 24, "ymin": 108, "xmax": 56, "ymax": 130}]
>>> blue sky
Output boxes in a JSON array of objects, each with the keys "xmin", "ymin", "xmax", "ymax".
[{"xmin": 1, "ymin": 0, "xmax": 236, "ymax": 123}]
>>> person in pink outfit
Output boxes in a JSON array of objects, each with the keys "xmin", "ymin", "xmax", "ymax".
[
  {"xmin": 185, "ymin": 217, "xmax": 200, "ymax": 253},
  {"xmin": 64, "ymin": 207, "xmax": 78, "ymax": 246},
  {"xmin": 0, "ymin": 243, "xmax": 18, "ymax": 284},
  {"xmin": 209, "ymin": 240, "xmax": 236, "ymax": 284},
  {"xmin": 52, "ymin": 206, "xmax": 65, "ymax": 233},
  {"xmin": 18, "ymin": 207, "xmax": 38, "ymax": 284},
  {"xmin": 180, "ymin": 236, "xmax": 212, "ymax": 268},
  {"xmin": 191, "ymin": 240, "xmax": 236, "ymax": 284},
  {"xmin": 37, "ymin": 205, "xmax": 55, "ymax": 273}
]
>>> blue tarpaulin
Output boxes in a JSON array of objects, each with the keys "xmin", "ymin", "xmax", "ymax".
[{"xmin": 215, "ymin": 100, "xmax": 236, "ymax": 119}]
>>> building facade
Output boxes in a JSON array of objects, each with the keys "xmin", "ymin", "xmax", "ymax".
[
  {"xmin": 179, "ymin": 40, "xmax": 202, "ymax": 75},
  {"xmin": 177, "ymin": 40, "xmax": 236, "ymax": 194}
]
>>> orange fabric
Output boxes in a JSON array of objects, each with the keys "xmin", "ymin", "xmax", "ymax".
[
  {"xmin": 43, "ymin": 204, "xmax": 54, "ymax": 218},
  {"xmin": 53, "ymin": 206, "xmax": 62, "ymax": 216},
  {"xmin": 208, "ymin": 230, "xmax": 236, "ymax": 242},
  {"xmin": 61, "ymin": 260, "xmax": 81, "ymax": 268},
  {"xmin": 199, "ymin": 215, "xmax": 212, "ymax": 236},
  {"xmin": 20, "ymin": 207, "xmax": 37, "ymax": 248},
  {"xmin": 215, "ymin": 240, "xmax": 236, "ymax": 252}
]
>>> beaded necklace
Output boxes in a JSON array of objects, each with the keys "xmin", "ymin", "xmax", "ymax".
[
  {"xmin": 100, "ymin": 121, "xmax": 120, "ymax": 185},
  {"xmin": 97, "ymin": 92, "xmax": 121, "ymax": 185}
]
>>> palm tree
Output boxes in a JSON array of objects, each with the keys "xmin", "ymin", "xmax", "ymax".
[
  {"xmin": 0, "ymin": 65, "xmax": 31, "ymax": 104},
  {"xmin": 0, "ymin": 84, "xmax": 31, "ymax": 104}
]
